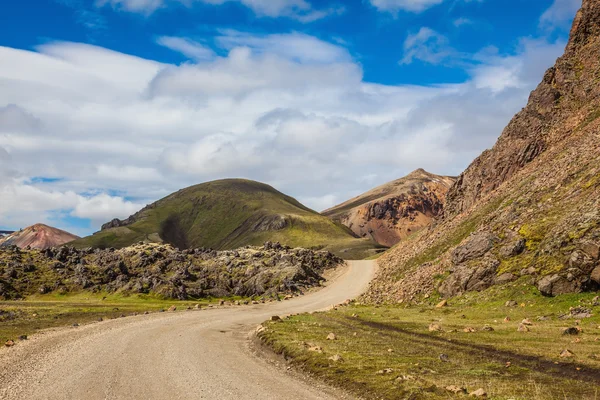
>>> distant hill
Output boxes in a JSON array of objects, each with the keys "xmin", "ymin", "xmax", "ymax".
[
  {"xmin": 72, "ymin": 179, "xmax": 381, "ymax": 259},
  {"xmin": 0, "ymin": 224, "xmax": 79, "ymax": 249},
  {"xmin": 368, "ymin": 0, "xmax": 600, "ymax": 302},
  {"xmin": 323, "ymin": 169, "xmax": 456, "ymax": 247}
]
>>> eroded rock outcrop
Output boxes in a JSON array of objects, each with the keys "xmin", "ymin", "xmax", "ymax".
[
  {"xmin": 323, "ymin": 169, "xmax": 456, "ymax": 247},
  {"xmin": 0, "ymin": 242, "xmax": 342, "ymax": 300}
]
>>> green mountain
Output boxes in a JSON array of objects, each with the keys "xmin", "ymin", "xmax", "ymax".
[{"xmin": 72, "ymin": 179, "xmax": 381, "ymax": 259}]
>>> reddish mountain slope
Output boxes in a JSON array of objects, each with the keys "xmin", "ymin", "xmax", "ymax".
[{"xmin": 0, "ymin": 224, "xmax": 79, "ymax": 249}]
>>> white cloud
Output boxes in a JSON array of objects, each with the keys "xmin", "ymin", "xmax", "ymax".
[
  {"xmin": 215, "ymin": 30, "xmax": 352, "ymax": 64},
  {"xmin": 96, "ymin": 0, "xmax": 342, "ymax": 21},
  {"xmin": 453, "ymin": 17, "xmax": 474, "ymax": 27},
  {"xmin": 400, "ymin": 27, "xmax": 454, "ymax": 65},
  {"xmin": 95, "ymin": 0, "xmax": 165, "ymax": 14},
  {"xmin": 156, "ymin": 36, "xmax": 216, "ymax": 60},
  {"xmin": 72, "ymin": 194, "xmax": 144, "ymax": 222},
  {"xmin": 369, "ymin": 0, "xmax": 443, "ymax": 13},
  {"xmin": 0, "ymin": 28, "xmax": 565, "ymax": 233},
  {"xmin": 540, "ymin": 0, "xmax": 581, "ymax": 31}
]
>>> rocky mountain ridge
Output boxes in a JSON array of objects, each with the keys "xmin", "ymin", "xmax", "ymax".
[
  {"xmin": 367, "ymin": 0, "xmax": 600, "ymax": 303},
  {"xmin": 323, "ymin": 169, "xmax": 456, "ymax": 247}
]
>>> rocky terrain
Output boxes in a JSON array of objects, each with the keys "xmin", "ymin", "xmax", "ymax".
[
  {"xmin": 0, "ymin": 241, "xmax": 342, "ymax": 300},
  {"xmin": 323, "ymin": 169, "xmax": 456, "ymax": 247},
  {"xmin": 73, "ymin": 179, "xmax": 379, "ymax": 259},
  {"xmin": 367, "ymin": 0, "xmax": 600, "ymax": 303},
  {"xmin": 0, "ymin": 224, "xmax": 79, "ymax": 250}
]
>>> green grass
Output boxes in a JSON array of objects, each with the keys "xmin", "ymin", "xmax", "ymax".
[
  {"xmin": 260, "ymin": 284, "xmax": 600, "ymax": 400},
  {"xmin": 72, "ymin": 179, "xmax": 379, "ymax": 259},
  {"xmin": 0, "ymin": 292, "xmax": 235, "ymax": 343}
]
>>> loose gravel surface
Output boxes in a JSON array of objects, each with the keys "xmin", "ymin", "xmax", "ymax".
[{"xmin": 0, "ymin": 260, "xmax": 376, "ymax": 400}]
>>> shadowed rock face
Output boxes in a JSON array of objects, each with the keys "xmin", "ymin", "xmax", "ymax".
[
  {"xmin": 323, "ymin": 169, "xmax": 456, "ymax": 247},
  {"xmin": 0, "ymin": 224, "xmax": 79, "ymax": 250},
  {"xmin": 367, "ymin": 0, "xmax": 600, "ymax": 303}
]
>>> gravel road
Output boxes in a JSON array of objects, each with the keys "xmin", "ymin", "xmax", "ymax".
[{"xmin": 0, "ymin": 260, "xmax": 376, "ymax": 400}]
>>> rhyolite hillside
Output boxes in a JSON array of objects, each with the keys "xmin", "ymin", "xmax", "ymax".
[
  {"xmin": 0, "ymin": 224, "xmax": 79, "ymax": 250},
  {"xmin": 323, "ymin": 169, "xmax": 455, "ymax": 247}
]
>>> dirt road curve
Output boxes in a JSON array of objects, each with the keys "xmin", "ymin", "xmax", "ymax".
[{"xmin": 0, "ymin": 260, "xmax": 376, "ymax": 400}]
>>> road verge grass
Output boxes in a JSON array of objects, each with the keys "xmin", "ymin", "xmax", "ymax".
[{"xmin": 259, "ymin": 286, "xmax": 600, "ymax": 399}]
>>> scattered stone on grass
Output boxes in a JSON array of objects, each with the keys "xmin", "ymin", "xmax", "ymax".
[
  {"xmin": 446, "ymin": 385, "xmax": 467, "ymax": 394},
  {"xmin": 326, "ymin": 333, "xmax": 336, "ymax": 340},
  {"xmin": 470, "ymin": 388, "xmax": 487, "ymax": 397},
  {"xmin": 560, "ymin": 349, "xmax": 574, "ymax": 358},
  {"xmin": 436, "ymin": 299, "xmax": 448, "ymax": 308},
  {"xmin": 376, "ymin": 368, "xmax": 394, "ymax": 375},
  {"xmin": 562, "ymin": 327, "xmax": 581, "ymax": 335},
  {"xmin": 429, "ymin": 323, "xmax": 442, "ymax": 332}
]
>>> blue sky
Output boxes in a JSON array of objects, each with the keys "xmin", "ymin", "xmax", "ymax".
[{"xmin": 0, "ymin": 0, "xmax": 580, "ymax": 235}]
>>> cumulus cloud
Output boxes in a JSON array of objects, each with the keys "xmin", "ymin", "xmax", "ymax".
[
  {"xmin": 96, "ymin": 0, "xmax": 342, "ymax": 21},
  {"xmin": 156, "ymin": 36, "xmax": 216, "ymax": 60},
  {"xmin": 540, "ymin": 0, "xmax": 581, "ymax": 31},
  {"xmin": 0, "ymin": 27, "xmax": 565, "ymax": 231},
  {"xmin": 400, "ymin": 27, "xmax": 454, "ymax": 65},
  {"xmin": 369, "ymin": 0, "xmax": 444, "ymax": 13}
]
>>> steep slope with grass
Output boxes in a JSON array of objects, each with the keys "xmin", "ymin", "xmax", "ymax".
[
  {"xmin": 0, "ymin": 224, "xmax": 79, "ymax": 250},
  {"xmin": 73, "ymin": 179, "xmax": 379, "ymax": 258},
  {"xmin": 368, "ymin": 0, "xmax": 600, "ymax": 303},
  {"xmin": 323, "ymin": 169, "xmax": 455, "ymax": 247}
]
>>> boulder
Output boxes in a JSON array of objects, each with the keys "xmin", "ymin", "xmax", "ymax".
[
  {"xmin": 591, "ymin": 266, "xmax": 600, "ymax": 284},
  {"xmin": 500, "ymin": 238, "xmax": 526, "ymax": 258},
  {"xmin": 494, "ymin": 273, "xmax": 516, "ymax": 284},
  {"xmin": 439, "ymin": 256, "xmax": 499, "ymax": 297},
  {"xmin": 581, "ymin": 242, "xmax": 600, "ymax": 260},
  {"xmin": 451, "ymin": 232, "xmax": 497, "ymax": 265},
  {"xmin": 537, "ymin": 274, "xmax": 581, "ymax": 296}
]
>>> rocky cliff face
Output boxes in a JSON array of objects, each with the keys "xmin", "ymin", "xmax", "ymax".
[
  {"xmin": 0, "ymin": 224, "xmax": 79, "ymax": 250},
  {"xmin": 445, "ymin": 0, "xmax": 600, "ymax": 218},
  {"xmin": 367, "ymin": 0, "xmax": 600, "ymax": 303},
  {"xmin": 323, "ymin": 169, "xmax": 456, "ymax": 247}
]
